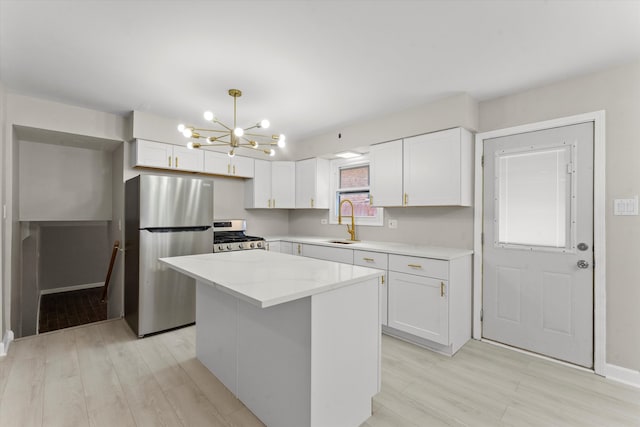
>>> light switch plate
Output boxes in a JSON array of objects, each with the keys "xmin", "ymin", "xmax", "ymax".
[
  {"xmin": 388, "ymin": 219, "xmax": 398, "ymax": 229},
  {"xmin": 614, "ymin": 196, "xmax": 638, "ymax": 216}
]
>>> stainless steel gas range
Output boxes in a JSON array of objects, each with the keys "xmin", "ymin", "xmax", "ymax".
[{"xmin": 213, "ymin": 219, "xmax": 266, "ymax": 252}]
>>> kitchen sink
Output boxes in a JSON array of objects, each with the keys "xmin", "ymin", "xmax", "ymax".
[{"xmin": 327, "ymin": 240, "xmax": 359, "ymax": 245}]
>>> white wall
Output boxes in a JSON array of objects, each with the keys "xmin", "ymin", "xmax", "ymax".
[
  {"xmin": 290, "ymin": 93, "xmax": 478, "ymax": 160},
  {"xmin": 127, "ymin": 112, "xmax": 291, "ymax": 238},
  {"xmin": 0, "ymin": 82, "xmax": 6, "ymax": 348},
  {"xmin": 288, "ymin": 93, "xmax": 478, "ymax": 249},
  {"xmin": 479, "ymin": 60, "xmax": 640, "ymax": 372},
  {"xmin": 19, "ymin": 141, "xmax": 113, "ymax": 221},
  {"xmin": 2, "ymin": 94, "xmax": 126, "ymax": 339}
]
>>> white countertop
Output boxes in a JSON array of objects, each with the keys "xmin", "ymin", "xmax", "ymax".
[
  {"xmin": 160, "ymin": 251, "xmax": 383, "ymax": 308},
  {"xmin": 265, "ymin": 236, "xmax": 473, "ymax": 260}
]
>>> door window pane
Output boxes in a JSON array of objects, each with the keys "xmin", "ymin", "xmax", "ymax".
[{"xmin": 496, "ymin": 147, "xmax": 571, "ymax": 248}]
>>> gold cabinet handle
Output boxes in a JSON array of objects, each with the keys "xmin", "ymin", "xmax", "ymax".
[
  {"xmin": 228, "ymin": 164, "xmax": 231, "ymax": 174},
  {"xmin": 440, "ymin": 282, "xmax": 445, "ymax": 297},
  {"xmin": 266, "ymin": 243, "xmax": 270, "ymax": 251},
  {"xmin": 168, "ymin": 156, "xmax": 172, "ymax": 167},
  {"xmin": 370, "ymin": 195, "xmax": 374, "ymax": 205},
  {"xmin": 408, "ymin": 263, "xmax": 422, "ymax": 269},
  {"xmin": 297, "ymin": 244, "xmax": 301, "ymax": 255},
  {"xmin": 268, "ymin": 199, "xmax": 272, "ymax": 208},
  {"xmin": 311, "ymin": 198, "xmax": 314, "ymax": 208},
  {"xmin": 233, "ymin": 165, "xmax": 236, "ymax": 175},
  {"xmin": 175, "ymin": 157, "xmax": 179, "ymax": 168},
  {"xmin": 381, "ymin": 275, "xmax": 385, "ymax": 285},
  {"xmin": 404, "ymin": 193, "xmax": 408, "ymax": 206},
  {"xmin": 273, "ymin": 199, "xmax": 276, "ymax": 208},
  {"xmin": 363, "ymin": 257, "xmax": 375, "ymax": 262}
]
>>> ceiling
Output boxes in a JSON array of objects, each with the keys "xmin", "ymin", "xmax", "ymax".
[{"xmin": 1, "ymin": 1, "xmax": 639, "ymax": 144}]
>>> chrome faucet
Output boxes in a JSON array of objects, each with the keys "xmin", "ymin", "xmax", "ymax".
[{"xmin": 338, "ymin": 199, "xmax": 357, "ymax": 241}]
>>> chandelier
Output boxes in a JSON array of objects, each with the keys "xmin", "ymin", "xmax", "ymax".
[{"xmin": 177, "ymin": 89, "xmax": 286, "ymax": 157}]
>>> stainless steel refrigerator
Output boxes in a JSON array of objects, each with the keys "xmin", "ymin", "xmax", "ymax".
[{"xmin": 124, "ymin": 174, "xmax": 213, "ymax": 337}]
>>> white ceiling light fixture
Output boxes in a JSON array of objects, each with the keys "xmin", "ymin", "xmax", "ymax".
[
  {"xmin": 177, "ymin": 89, "xmax": 286, "ymax": 157},
  {"xmin": 335, "ymin": 151, "xmax": 361, "ymax": 159}
]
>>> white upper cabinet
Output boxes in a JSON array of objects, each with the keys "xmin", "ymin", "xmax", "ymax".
[
  {"xmin": 245, "ymin": 160, "xmax": 295, "ymax": 209},
  {"xmin": 295, "ymin": 158, "xmax": 330, "ymax": 209},
  {"xmin": 204, "ymin": 151, "xmax": 255, "ymax": 178},
  {"xmin": 271, "ymin": 161, "xmax": 296, "ymax": 208},
  {"xmin": 403, "ymin": 128, "xmax": 473, "ymax": 206},
  {"xmin": 132, "ymin": 139, "xmax": 204, "ymax": 172},
  {"xmin": 368, "ymin": 128, "xmax": 473, "ymax": 207},
  {"xmin": 369, "ymin": 139, "xmax": 403, "ymax": 207}
]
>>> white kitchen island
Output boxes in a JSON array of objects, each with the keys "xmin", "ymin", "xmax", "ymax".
[{"xmin": 160, "ymin": 250, "xmax": 383, "ymax": 427}]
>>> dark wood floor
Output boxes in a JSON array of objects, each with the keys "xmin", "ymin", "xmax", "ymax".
[{"xmin": 38, "ymin": 287, "xmax": 107, "ymax": 333}]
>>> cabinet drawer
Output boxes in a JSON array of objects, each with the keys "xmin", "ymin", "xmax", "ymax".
[
  {"xmin": 354, "ymin": 250, "xmax": 388, "ymax": 270},
  {"xmin": 302, "ymin": 244, "xmax": 353, "ymax": 264},
  {"xmin": 389, "ymin": 254, "xmax": 448, "ymax": 280}
]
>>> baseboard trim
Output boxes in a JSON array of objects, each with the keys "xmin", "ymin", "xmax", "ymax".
[
  {"xmin": 40, "ymin": 282, "xmax": 104, "ymax": 295},
  {"xmin": 0, "ymin": 330, "xmax": 15, "ymax": 356},
  {"xmin": 606, "ymin": 363, "xmax": 640, "ymax": 389}
]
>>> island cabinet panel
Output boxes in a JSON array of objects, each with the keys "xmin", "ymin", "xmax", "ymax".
[
  {"xmin": 195, "ymin": 277, "xmax": 380, "ymax": 427},
  {"xmin": 385, "ymin": 253, "xmax": 472, "ymax": 356},
  {"xmin": 301, "ymin": 243, "xmax": 354, "ymax": 264}
]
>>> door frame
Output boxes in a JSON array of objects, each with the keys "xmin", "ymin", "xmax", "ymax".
[{"xmin": 473, "ymin": 111, "xmax": 606, "ymax": 375}]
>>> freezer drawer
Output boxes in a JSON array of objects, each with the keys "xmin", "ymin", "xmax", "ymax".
[{"xmin": 126, "ymin": 227, "xmax": 212, "ymax": 336}]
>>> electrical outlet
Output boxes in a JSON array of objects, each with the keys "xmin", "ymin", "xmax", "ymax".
[
  {"xmin": 388, "ymin": 219, "xmax": 398, "ymax": 229},
  {"xmin": 321, "ymin": 218, "xmax": 328, "ymax": 225}
]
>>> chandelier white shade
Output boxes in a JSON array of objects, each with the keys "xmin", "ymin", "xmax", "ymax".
[{"xmin": 178, "ymin": 89, "xmax": 286, "ymax": 157}]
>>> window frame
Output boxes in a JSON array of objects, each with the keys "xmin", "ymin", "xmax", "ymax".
[{"xmin": 329, "ymin": 156, "xmax": 384, "ymax": 226}]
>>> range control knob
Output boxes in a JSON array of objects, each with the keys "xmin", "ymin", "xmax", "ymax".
[
  {"xmin": 226, "ymin": 244, "xmax": 232, "ymax": 250},
  {"xmin": 257, "ymin": 242, "xmax": 263, "ymax": 248},
  {"xmin": 250, "ymin": 242, "xmax": 255, "ymax": 248},
  {"xmin": 217, "ymin": 245, "xmax": 224, "ymax": 251}
]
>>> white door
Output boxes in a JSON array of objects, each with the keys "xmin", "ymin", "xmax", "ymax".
[{"xmin": 482, "ymin": 122, "xmax": 594, "ymax": 368}]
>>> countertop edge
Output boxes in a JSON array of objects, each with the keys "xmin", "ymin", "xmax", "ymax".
[{"xmin": 264, "ymin": 236, "xmax": 473, "ymax": 260}]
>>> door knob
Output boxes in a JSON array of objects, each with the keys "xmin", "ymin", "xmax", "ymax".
[{"xmin": 577, "ymin": 260, "xmax": 589, "ymax": 269}]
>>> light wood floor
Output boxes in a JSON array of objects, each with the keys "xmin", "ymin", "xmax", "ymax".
[{"xmin": 0, "ymin": 319, "xmax": 638, "ymax": 427}]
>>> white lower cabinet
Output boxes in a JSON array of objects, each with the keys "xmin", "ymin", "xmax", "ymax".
[
  {"xmin": 354, "ymin": 250, "xmax": 388, "ymax": 326},
  {"xmin": 385, "ymin": 253, "xmax": 471, "ymax": 356},
  {"xmin": 301, "ymin": 244, "xmax": 354, "ymax": 264},
  {"xmin": 266, "ymin": 241, "xmax": 281, "ymax": 252},
  {"xmin": 280, "ymin": 241, "xmax": 294, "ymax": 255},
  {"xmin": 388, "ymin": 272, "xmax": 448, "ymax": 345}
]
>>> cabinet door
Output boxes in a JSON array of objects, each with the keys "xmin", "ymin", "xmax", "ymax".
[
  {"xmin": 370, "ymin": 140, "xmax": 403, "ymax": 207},
  {"xmin": 250, "ymin": 160, "xmax": 272, "ymax": 208},
  {"xmin": 204, "ymin": 151, "xmax": 231, "ymax": 175},
  {"xmin": 134, "ymin": 140, "xmax": 173, "ymax": 169},
  {"xmin": 173, "ymin": 146, "xmax": 204, "ymax": 172},
  {"xmin": 266, "ymin": 241, "xmax": 281, "ymax": 252},
  {"xmin": 271, "ymin": 161, "xmax": 295, "ymax": 208},
  {"xmin": 301, "ymin": 244, "xmax": 354, "ymax": 264},
  {"xmin": 403, "ymin": 128, "xmax": 471, "ymax": 206},
  {"xmin": 296, "ymin": 158, "xmax": 330, "ymax": 209},
  {"xmin": 388, "ymin": 271, "xmax": 449, "ymax": 345},
  {"xmin": 232, "ymin": 155, "xmax": 255, "ymax": 178},
  {"xmin": 295, "ymin": 159, "xmax": 316, "ymax": 208}
]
